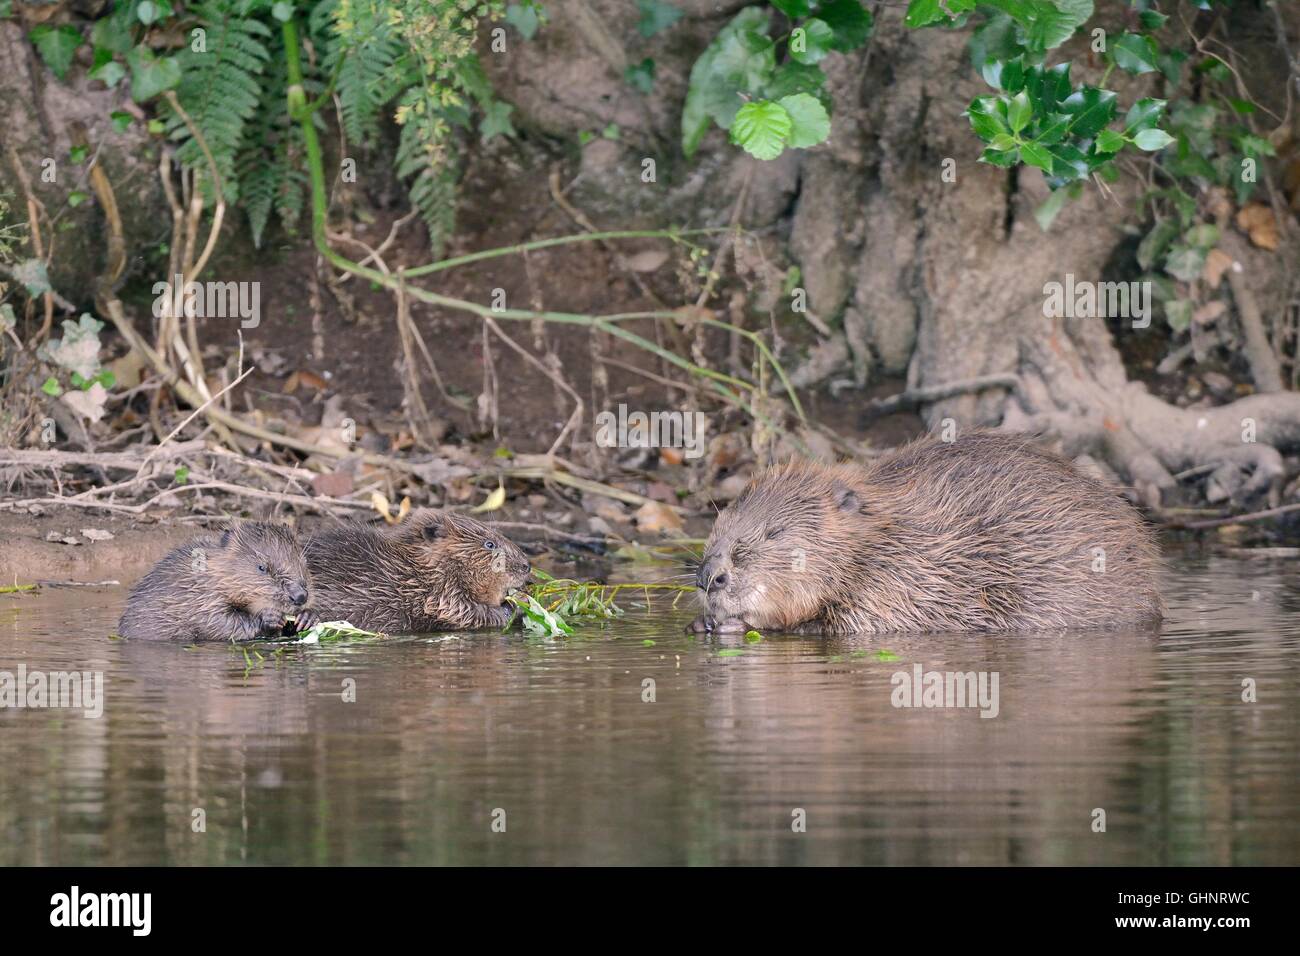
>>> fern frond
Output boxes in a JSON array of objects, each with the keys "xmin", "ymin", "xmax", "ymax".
[{"xmin": 166, "ymin": 0, "xmax": 273, "ymax": 204}]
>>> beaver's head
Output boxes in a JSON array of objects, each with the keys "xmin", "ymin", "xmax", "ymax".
[
  {"xmin": 209, "ymin": 522, "xmax": 312, "ymax": 618},
  {"xmin": 397, "ymin": 509, "xmax": 531, "ymax": 608},
  {"xmin": 697, "ymin": 462, "xmax": 870, "ymax": 631}
]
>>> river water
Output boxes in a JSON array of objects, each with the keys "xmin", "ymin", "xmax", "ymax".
[{"xmin": 2, "ymin": 551, "xmax": 1297, "ymax": 865}]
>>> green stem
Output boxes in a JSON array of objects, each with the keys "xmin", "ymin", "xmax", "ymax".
[{"xmin": 280, "ymin": 17, "xmax": 807, "ymax": 424}]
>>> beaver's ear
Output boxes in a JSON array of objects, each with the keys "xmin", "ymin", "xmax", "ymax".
[
  {"xmin": 831, "ymin": 481, "xmax": 861, "ymax": 514},
  {"xmin": 420, "ymin": 515, "xmax": 448, "ymax": 541},
  {"xmin": 220, "ymin": 529, "xmax": 235, "ymax": 548}
]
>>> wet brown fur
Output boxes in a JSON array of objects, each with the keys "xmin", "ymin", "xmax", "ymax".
[
  {"xmin": 117, "ymin": 522, "xmax": 317, "ymax": 642},
  {"xmin": 304, "ymin": 509, "xmax": 531, "ymax": 633},
  {"xmin": 693, "ymin": 431, "xmax": 1164, "ymax": 634}
]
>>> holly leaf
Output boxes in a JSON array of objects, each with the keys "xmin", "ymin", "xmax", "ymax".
[
  {"xmin": 1112, "ymin": 32, "xmax": 1159, "ymax": 74},
  {"xmin": 1133, "ymin": 128, "xmax": 1175, "ymax": 151}
]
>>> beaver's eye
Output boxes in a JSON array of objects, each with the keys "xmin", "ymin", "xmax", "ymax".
[
  {"xmin": 766, "ymin": 527, "xmax": 783, "ymax": 541},
  {"xmin": 484, "ymin": 540, "xmax": 497, "ymax": 550},
  {"xmin": 257, "ymin": 564, "xmax": 268, "ymax": 574}
]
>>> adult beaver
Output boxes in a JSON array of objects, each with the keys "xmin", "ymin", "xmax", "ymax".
[
  {"xmin": 118, "ymin": 522, "xmax": 318, "ymax": 642},
  {"xmin": 304, "ymin": 509, "xmax": 531, "ymax": 632},
  {"xmin": 690, "ymin": 432, "xmax": 1163, "ymax": 634}
]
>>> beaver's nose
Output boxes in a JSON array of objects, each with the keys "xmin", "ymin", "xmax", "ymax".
[
  {"xmin": 288, "ymin": 583, "xmax": 309, "ymax": 606},
  {"xmin": 697, "ymin": 558, "xmax": 727, "ymax": 594}
]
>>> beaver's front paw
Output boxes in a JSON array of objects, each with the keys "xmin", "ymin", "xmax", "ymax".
[
  {"xmin": 483, "ymin": 604, "xmax": 514, "ymax": 629},
  {"xmin": 255, "ymin": 609, "xmax": 290, "ymax": 637},
  {"xmin": 688, "ymin": 615, "xmax": 749, "ymax": 634},
  {"xmin": 288, "ymin": 609, "xmax": 321, "ymax": 635}
]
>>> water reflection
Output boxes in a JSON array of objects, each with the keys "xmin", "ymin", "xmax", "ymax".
[{"xmin": 1, "ymin": 553, "xmax": 1297, "ymax": 865}]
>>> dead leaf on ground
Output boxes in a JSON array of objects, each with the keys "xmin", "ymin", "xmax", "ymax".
[
  {"xmin": 1202, "ymin": 248, "xmax": 1233, "ymax": 288},
  {"xmin": 372, "ymin": 492, "xmax": 410, "ymax": 524},
  {"xmin": 471, "ymin": 484, "xmax": 506, "ymax": 513},
  {"xmin": 1193, "ymin": 301, "xmax": 1228, "ymax": 325},
  {"xmin": 312, "ymin": 471, "xmax": 355, "ymax": 498},
  {"xmin": 634, "ymin": 500, "xmax": 683, "ymax": 533},
  {"xmin": 1235, "ymin": 203, "xmax": 1279, "ymax": 250}
]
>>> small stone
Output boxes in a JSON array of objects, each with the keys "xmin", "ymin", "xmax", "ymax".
[{"xmin": 80, "ymin": 528, "xmax": 115, "ymax": 542}]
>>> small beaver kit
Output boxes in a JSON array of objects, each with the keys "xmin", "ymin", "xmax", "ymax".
[
  {"xmin": 691, "ymin": 431, "xmax": 1163, "ymax": 635},
  {"xmin": 304, "ymin": 508, "xmax": 531, "ymax": 633},
  {"xmin": 117, "ymin": 522, "xmax": 318, "ymax": 642}
]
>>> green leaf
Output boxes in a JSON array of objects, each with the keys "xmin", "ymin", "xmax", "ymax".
[
  {"xmin": 731, "ymin": 100, "xmax": 793, "ymax": 160},
  {"xmin": 1033, "ymin": 182, "xmax": 1078, "ymax": 230},
  {"xmin": 1112, "ymin": 32, "xmax": 1158, "ymax": 74},
  {"xmin": 1137, "ymin": 219, "xmax": 1179, "ymax": 271},
  {"xmin": 271, "ymin": 2, "xmax": 294, "ymax": 22},
  {"xmin": 1139, "ymin": 10, "xmax": 1168, "ymax": 30},
  {"xmin": 67, "ymin": 191, "xmax": 89, "ymax": 207},
  {"xmin": 1124, "ymin": 97, "xmax": 1166, "ymax": 133},
  {"xmin": 778, "ymin": 92, "xmax": 830, "ymax": 148},
  {"xmin": 88, "ymin": 55, "xmax": 125, "ymax": 89},
  {"xmin": 624, "ymin": 57, "xmax": 655, "ymax": 94},
  {"xmin": 905, "ymin": 0, "xmax": 975, "ymax": 28},
  {"xmin": 109, "ymin": 110, "xmax": 133, "ymax": 133},
  {"xmin": 69, "ymin": 145, "xmax": 89, "ymax": 164},
  {"xmin": 174, "ymin": 465, "xmax": 190, "ymax": 485},
  {"xmin": 1164, "ymin": 245, "xmax": 1205, "ymax": 282},
  {"xmin": 965, "ymin": 96, "xmax": 1010, "ymax": 142},
  {"xmin": 979, "ymin": 146, "xmax": 1019, "ymax": 167},
  {"xmin": 12, "ymin": 258, "xmax": 51, "ymax": 297},
  {"xmin": 988, "ymin": 132, "xmax": 1018, "ymax": 151},
  {"xmin": 1007, "ymin": 90, "xmax": 1032, "ymax": 133},
  {"xmin": 1060, "ymin": 87, "xmax": 1116, "ymax": 139},
  {"xmin": 772, "ymin": 0, "xmax": 812, "ymax": 16},
  {"xmin": 1020, "ymin": 141, "xmax": 1054, "ymax": 172},
  {"xmin": 42, "ymin": 377, "xmax": 63, "ymax": 397},
  {"xmin": 505, "ymin": 3, "xmax": 541, "ymax": 39},
  {"xmin": 818, "ymin": 0, "xmax": 874, "ymax": 52},
  {"xmin": 636, "ymin": 0, "xmax": 682, "ymax": 38},
  {"xmin": 1164, "ymin": 298, "xmax": 1193, "ymax": 332},
  {"xmin": 1133, "ymin": 128, "xmax": 1174, "ymax": 151},
  {"xmin": 764, "ymin": 61, "xmax": 827, "ymax": 101},
  {"xmin": 681, "ymin": 8, "xmax": 774, "ymax": 157},
  {"xmin": 29, "ymin": 24, "xmax": 83, "ymax": 80},
  {"xmin": 126, "ymin": 46, "xmax": 181, "ymax": 102},
  {"xmin": 479, "ymin": 100, "xmax": 516, "ymax": 141},
  {"xmin": 1095, "ymin": 129, "xmax": 1124, "ymax": 153},
  {"xmin": 789, "ymin": 18, "xmax": 834, "ymax": 65},
  {"xmin": 1183, "ymin": 224, "xmax": 1220, "ymax": 250}
]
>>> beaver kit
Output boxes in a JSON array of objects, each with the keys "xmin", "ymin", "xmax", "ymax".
[
  {"xmin": 304, "ymin": 508, "xmax": 532, "ymax": 633},
  {"xmin": 691, "ymin": 432, "xmax": 1164, "ymax": 635},
  {"xmin": 117, "ymin": 522, "xmax": 319, "ymax": 642}
]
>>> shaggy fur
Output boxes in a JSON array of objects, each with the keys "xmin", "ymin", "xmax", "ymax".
[
  {"xmin": 691, "ymin": 431, "xmax": 1164, "ymax": 634},
  {"xmin": 118, "ymin": 522, "xmax": 317, "ymax": 642},
  {"xmin": 304, "ymin": 509, "xmax": 531, "ymax": 633}
]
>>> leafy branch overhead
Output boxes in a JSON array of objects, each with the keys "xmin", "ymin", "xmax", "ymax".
[
  {"xmin": 682, "ymin": 2, "xmax": 871, "ymax": 161},
  {"xmin": 30, "ymin": 0, "xmax": 514, "ymax": 253}
]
